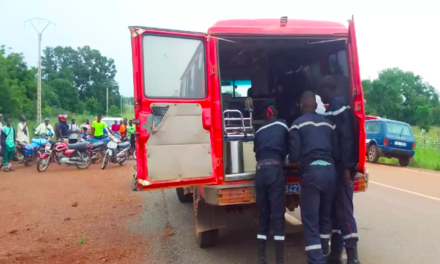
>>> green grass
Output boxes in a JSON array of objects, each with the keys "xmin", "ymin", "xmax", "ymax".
[{"xmin": 378, "ymin": 144, "xmax": 440, "ymax": 171}]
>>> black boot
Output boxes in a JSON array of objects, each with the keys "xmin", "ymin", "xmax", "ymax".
[
  {"xmin": 346, "ymin": 246, "xmax": 361, "ymax": 264},
  {"xmin": 257, "ymin": 240, "xmax": 267, "ymax": 264},
  {"xmin": 326, "ymin": 251, "xmax": 343, "ymax": 264},
  {"xmin": 275, "ymin": 241, "xmax": 284, "ymax": 264}
]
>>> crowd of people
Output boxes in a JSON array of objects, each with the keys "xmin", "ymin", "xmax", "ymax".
[
  {"xmin": 254, "ymin": 76, "xmax": 360, "ymax": 264},
  {"xmin": 0, "ymin": 114, "xmax": 136, "ymax": 172}
]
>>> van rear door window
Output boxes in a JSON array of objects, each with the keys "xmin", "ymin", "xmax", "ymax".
[{"xmin": 142, "ymin": 35, "xmax": 206, "ymax": 99}]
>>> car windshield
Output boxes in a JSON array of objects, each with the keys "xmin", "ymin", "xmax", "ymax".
[
  {"xmin": 386, "ymin": 123, "xmax": 412, "ymax": 136},
  {"xmin": 103, "ymin": 120, "xmax": 116, "ymax": 127}
]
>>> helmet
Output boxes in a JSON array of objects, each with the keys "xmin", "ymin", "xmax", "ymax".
[{"xmin": 60, "ymin": 115, "xmax": 67, "ymax": 122}]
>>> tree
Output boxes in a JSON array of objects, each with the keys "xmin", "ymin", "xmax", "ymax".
[
  {"xmin": 107, "ymin": 105, "xmax": 120, "ymax": 116},
  {"xmin": 0, "ymin": 46, "xmax": 35, "ymax": 118},
  {"xmin": 42, "ymin": 45, "xmax": 120, "ymax": 115},
  {"xmin": 362, "ymin": 68, "xmax": 439, "ymax": 130}
]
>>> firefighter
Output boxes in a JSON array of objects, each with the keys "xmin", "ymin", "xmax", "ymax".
[
  {"xmin": 288, "ymin": 90, "xmax": 339, "ymax": 264},
  {"xmin": 318, "ymin": 75, "xmax": 361, "ymax": 264},
  {"xmin": 253, "ymin": 103, "xmax": 289, "ymax": 264}
]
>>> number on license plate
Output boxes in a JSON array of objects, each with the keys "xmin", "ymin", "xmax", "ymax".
[
  {"xmin": 395, "ymin": 141, "xmax": 406, "ymax": 147},
  {"xmin": 285, "ymin": 184, "xmax": 301, "ymax": 194}
]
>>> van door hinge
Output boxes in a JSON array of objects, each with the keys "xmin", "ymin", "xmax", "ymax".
[
  {"xmin": 211, "ymin": 65, "xmax": 217, "ymax": 75},
  {"xmin": 214, "ymin": 157, "xmax": 221, "ymax": 167}
]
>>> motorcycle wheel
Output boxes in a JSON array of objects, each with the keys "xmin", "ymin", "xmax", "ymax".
[
  {"xmin": 101, "ymin": 152, "xmax": 110, "ymax": 170},
  {"xmin": 24, "ymin": 159, "xmax": 35, "ymax": 167},
  {"xmin": 118, "ymin": 152, "xmax": 129, "ymax": 166},
  {"xmin": 133, "ymin": 149, "xmax": 137, "ymax": 160},
  {"xmin": 132, "ymin": 172, "xmax": 138, "ymax": 191},
  {"xmin": 37, "ymin": 156, "xmax": 51, "ymax": 172},
  {"xmin": 92, "ymin": 150, "xmax": 104, "ymax": 164},
  {"xmin": 75, "ymin": 151, "xmax": 92, "ymax": 170}
]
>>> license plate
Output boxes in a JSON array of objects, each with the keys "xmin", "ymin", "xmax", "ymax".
[
  {"xmin": 394, "ymin": 141, "xmax": 407, "ymax": 147},
  {"xmin": 107, "ymin": 141, "xmax": 117, "ymax": 148},
  {"xmin": 285, "ymin": 184, "xmax": 301, "ymax": 194}
]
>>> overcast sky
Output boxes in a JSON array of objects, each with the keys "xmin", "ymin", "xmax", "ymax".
[{"xmin": 1, "ymin": 0, "xmax": 439, "ymax": 96}]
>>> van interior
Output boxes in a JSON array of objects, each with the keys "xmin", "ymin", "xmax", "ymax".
[{"xmin": 217, "ymin": 37, "xmax": 353, "ymax": 179}]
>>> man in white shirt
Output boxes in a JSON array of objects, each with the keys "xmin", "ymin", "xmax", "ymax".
[
  {"xmin": 35, "ymin": 117, "xmax": 54, "ymax": 136},
  {"xmin": 16, "ymin": 115, "xmax": 29, "ymax": 144},
  {"xmin": 69, "ymin": 118, "xmax": 79, "ymax": 133}
]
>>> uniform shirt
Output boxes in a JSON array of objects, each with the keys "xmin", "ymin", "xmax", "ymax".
[
  {"xmin": 16, "ymin": 122, "xmax": 29, "ymax": 143},
  {"xmin": 288, "ymin": 111, "xmax": 339, "ymax": 171},
  {"xmin": 253, "ymin": 119, "xmax": 289, "ymax": 162},
  {"xmin": 324, "ymin": 96, "xmax": 357, "ymax": 169},
  {"xmin": 35, "ymin": 123, "xmax": 54, "ymax": 135},
  {"xmin": 92, "ymin": 121, "xmax": 107, "ymax": 137}
]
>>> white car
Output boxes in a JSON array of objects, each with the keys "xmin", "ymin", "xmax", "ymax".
[{"xmin": 102, "ymin": 117, "xmax": 124, "ymax": 128}]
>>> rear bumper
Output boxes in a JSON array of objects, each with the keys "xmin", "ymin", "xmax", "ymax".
[
  {"xmin": 204, "ymin": 170, "xmax": 369, "ymax": 206},
  {"xmin": 379, "ymin": 147, "xmax": 415, "ymax": 158}
]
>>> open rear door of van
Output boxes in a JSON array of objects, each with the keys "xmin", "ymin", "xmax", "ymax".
[
  {"xmin": 130, "ymin": 27, "xmax": 217, "ymax": 190},
  {"xmin": 347, "ymin": 17, "xmax": 368, "ymax": 192}
]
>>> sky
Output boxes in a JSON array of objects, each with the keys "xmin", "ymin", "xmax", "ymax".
[{"xmin": 1, "ymin": 0, "xmax": 439, "ymax": 97}]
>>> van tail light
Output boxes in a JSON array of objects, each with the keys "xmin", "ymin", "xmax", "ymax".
[
  {"xmin": 384, "ymin": 138, "xmax": 389, "ymax": 146},
  {"xmin": 412, "ymin": 142, "xmax": 416, "ymax": 150}
]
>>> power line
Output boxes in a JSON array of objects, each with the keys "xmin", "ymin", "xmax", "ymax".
[{"xmin": 24, "ymin": 18, "xmax": 55, "ymax": 124}]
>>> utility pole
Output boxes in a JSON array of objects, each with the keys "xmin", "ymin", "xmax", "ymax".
[
  {"xmin": 106, "ymin": 87, "xmax": 109, "ymax": 115},
  {"xmin": 120, "ymin": 96, "xmax": 123, "ymax": 115},
  {"xmin": 25, "ymin": 18, "xmax": 55, "ymax": 124}
]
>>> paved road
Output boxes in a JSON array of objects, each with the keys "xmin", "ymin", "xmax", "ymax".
[{"xmin": 138, "ymin": 163, "xmax": 440, "ymax": 264}]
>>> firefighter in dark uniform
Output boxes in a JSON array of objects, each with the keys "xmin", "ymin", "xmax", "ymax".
[
  {"xmin": 288, "ymin": 90, "xmax": 340, "ymax": 264},
  {"xmin": 318, "ymin": 75, "xmax": 361, "ymax": 264},
  {"xmin": 253, "ymin": 103, "xmax": 289, "ymax": 264}
]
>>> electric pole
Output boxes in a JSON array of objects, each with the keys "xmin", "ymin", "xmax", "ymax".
[
  {"xmin": 25, "ymin": 18, "xmax": 55, "ymax": 124},
  {"xmin": 106, "ymin": 87, "xmax": 109, "ymax": 115},
  {"xmin": 120, "ymin": 96, "xmax": 123, "ymax": 115}
]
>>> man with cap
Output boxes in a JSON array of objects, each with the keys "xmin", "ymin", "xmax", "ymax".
[
  {"xmin": 318, "ymin": 75, "xmax": 361, "ymax": 264},
  {"xmin": 35, "ymin": 117, "xmax": 54, "ymax": 136},
  {"xmin": 288, "ymin": 90, "xmax": 339, "ymax": 264},
  {"xmin": 253, "ymin": 103, "xmax": 289, "ymax": 264}
]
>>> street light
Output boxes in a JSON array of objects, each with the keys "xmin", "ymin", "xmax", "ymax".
[{"xmin": 24, "ymin": 18, "xmax": 55, "ymax": 124}]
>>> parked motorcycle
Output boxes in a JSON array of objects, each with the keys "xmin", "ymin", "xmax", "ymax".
[
  {"xmin": 89, "ymin": 141, "xmax": 106, "ymax": 163},
  {"xmin": 15, "ymin": 131, "xmax": 52, "ymax": 167},
  {"xmin": 37, "ymin": 140, "xmax": 92, "ymax": 172},
  {"xmin": 101, "ymin": 134, "xmax": 130, "ymax": 170}
]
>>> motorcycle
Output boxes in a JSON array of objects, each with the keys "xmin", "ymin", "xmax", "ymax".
[
  {"xmin": 86, "ymin": 136, "xmax": 110, "ymax": 164},
  {"xmin": 15, "ymin": 131, "xmax": 52, "ymax": 167},
  {"xmin": 37, "ymin": 139, "xmax": 92, "ymax": 172},
  {"xmin": 101, "ymin": 134, "xmax": 130, "ymax": 170}
]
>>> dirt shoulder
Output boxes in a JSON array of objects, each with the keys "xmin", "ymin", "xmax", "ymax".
[{"xmin": 0, "ymin": 161, "xmax": 147, "ymax": 264}]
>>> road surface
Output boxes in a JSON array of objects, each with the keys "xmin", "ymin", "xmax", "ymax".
[
  {"xmin": 1, "ymin": 162, "xmax": 439, "ymax": 263},
  {"xmin": 138, "ymin": 163, "xmax": 440, "ymax": 264}
]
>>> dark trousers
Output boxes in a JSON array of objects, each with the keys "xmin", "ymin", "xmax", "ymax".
[
  {"xmin": 255, "ymin": 164, "xmax": 285, "ymax": 241},
  {"xmin": 330, "ymin": 167, "xmax": 359, "ymax": 253},
  {"xmin": 300, "ymin": 165, "xmax": 336, "ymax": 264}
]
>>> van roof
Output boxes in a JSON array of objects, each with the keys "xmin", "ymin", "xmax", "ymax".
[
  {"xmin": 366, "ymin": 118, "xmax": 410, "ymax": 126},
  {"xmin": 208, "ymin": 19, "xmax": 348, "ymax": 36}
]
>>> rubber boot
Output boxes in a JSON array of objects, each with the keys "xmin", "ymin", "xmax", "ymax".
[
  {"xmin": 326, "ymin": 252, "xmax": 343, "ymax": 264},
  {"xmin": 257, "ymin": 240, "xmax": 267, "ymax": 264},
  {"xmin": 346, "ymin": 246, "xmax": 361, "ymax": 264},
  {"xmin": 275, "ymin": 241, "xmax": 284, "ymax": 264}
]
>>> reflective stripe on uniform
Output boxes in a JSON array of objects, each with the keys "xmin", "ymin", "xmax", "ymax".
[
  {"xmin": 257, "ymin": 234, "xmax": 267, "ymax": 240},
  {"xmin": 320, "ymin": 234, "xmax": 330, "ymax": 239},
  {"xmin": 305, "ymin": 244, "xmax": 322, "ymax": 251},
  {"xmin": 290, "ymin": 121, "xmax": 336, "ymax": 131},
  {"xmin": 332, "ymin": 229, "xmax": 341, "ymax": 234},
  {"xmin": 343, "ymin": 233, "xmax": 358, "ymax": 240},
  {"xmin": 274, "ymin": 235, "xmax": 285, "ymax": 241},
  {"xmin": 256, "ymin": 121, "xmax": 289, "ymax": 134},
  {"xmin": 324, "ymin": 105, "xmax": 350, "ymax": 116}
]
